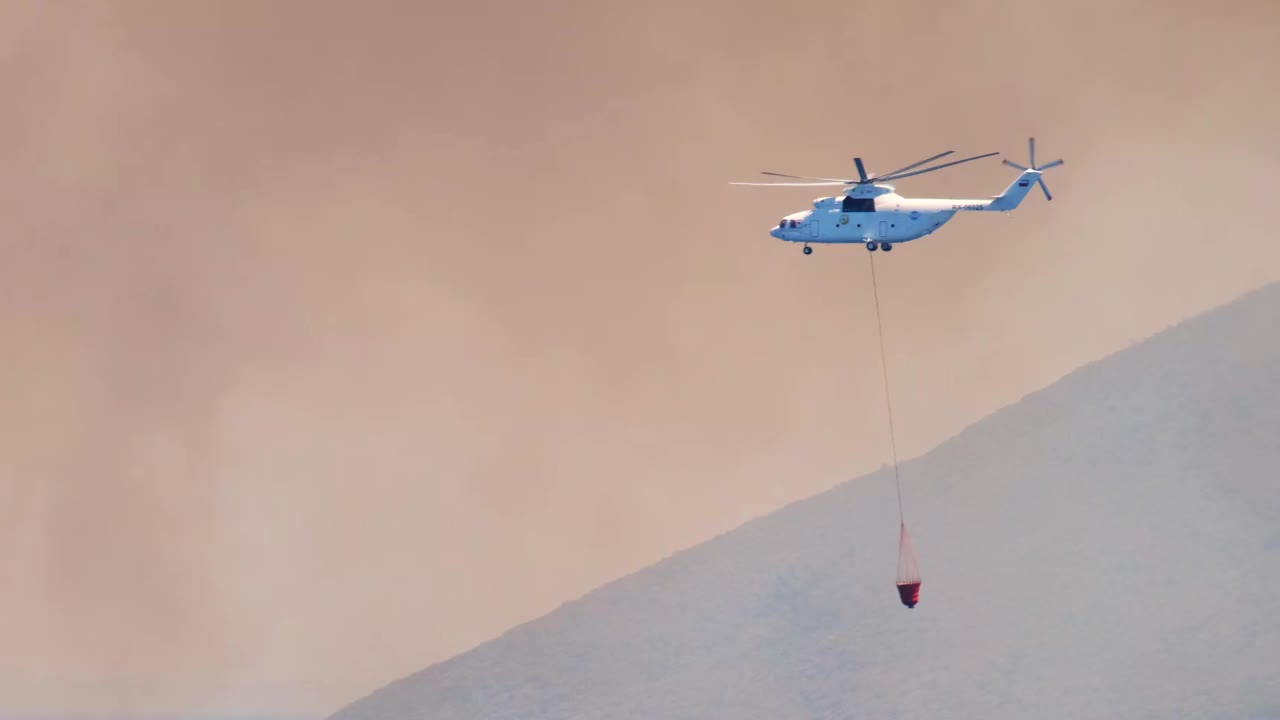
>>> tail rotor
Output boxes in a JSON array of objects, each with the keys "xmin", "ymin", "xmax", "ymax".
[{"xmin": 1002, "ymin": 137, "xmax": 1063, "ymax": 201}]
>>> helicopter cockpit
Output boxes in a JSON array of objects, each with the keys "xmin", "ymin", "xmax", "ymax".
[{"xmin": 778, "ymin": 210, "xmax": 812, "ymax": 230}]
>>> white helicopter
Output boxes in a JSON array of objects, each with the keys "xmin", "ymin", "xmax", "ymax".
[{"xmin": 732, "ymin": 138, "xmax": 1062, "ymax": 254}]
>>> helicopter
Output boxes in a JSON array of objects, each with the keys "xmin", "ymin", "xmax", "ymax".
[{"xmin": 731, "ymin": 138, "xmax": 1062, "ymax": 254}]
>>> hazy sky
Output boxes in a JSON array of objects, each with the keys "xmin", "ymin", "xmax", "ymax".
[{"xmin": 3, "ymin": 1, "xmax": 1277, "ymax": 717}]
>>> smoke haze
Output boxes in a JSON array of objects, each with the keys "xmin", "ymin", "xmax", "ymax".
[{"xmin": 2, "ymin": 1, "xmax": 1277, "ymax": 715}]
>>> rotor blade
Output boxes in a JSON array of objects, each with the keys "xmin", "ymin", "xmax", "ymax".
[
  {"xmin": 874, "ymin": 151, "xmax": 999, "ymax": 182},
  {"xmin": 1037, "ymin": 158, "xmax": 1064, "ymax": 170},
  {"xmin": 1038, "ymin": 177, "xmax": 1052, "ymax": 201},
  {"xmin": 868, "ymin": 150, "xmax": 954, "ymax": 181},
  {"xmin": 853, "ymin": 157, "xmax": 869, "ymax": 183},
  {"xmin": 1003, "ymin": 159, "xmax": 1029, "ymax": 171},
  {"xmin": 730, "ymin": 181, "xmax": 849, "ymax": 186},
  {"xmin": 1029, "ymin": 137, "xmax": 1036, "ymax": 168},
  {"xmin": 761, "ymin": 171, "xmax": 853, "ymax": 182}
]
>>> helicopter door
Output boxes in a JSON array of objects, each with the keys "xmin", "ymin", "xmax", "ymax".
[
  {"xmin": 878, "ymin": 220, "xmax": 889, "ymax": 238},
  {"xmin": 809, "ymin": 216, "xmax": 819, "ymax": 238}
]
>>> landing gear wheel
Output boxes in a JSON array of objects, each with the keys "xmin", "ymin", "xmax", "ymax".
[
  {"xmin": 866, "ymin": 241, "xmax": 877, "ymax": 252},
  {"xmin": 880, "ymin": 242, "xmax": 892, "ymax": 252},
  {"xmin": 803, "ymin": 246, "xmax": 812, "ymax": 255}
]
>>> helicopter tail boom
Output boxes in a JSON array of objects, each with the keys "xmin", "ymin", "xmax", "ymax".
[{"xmin": 987, "ymin": 169, "xmax": 1042, "ymax": 212}]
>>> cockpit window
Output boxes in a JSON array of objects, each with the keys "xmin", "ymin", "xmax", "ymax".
[
  {"xmin": 789, "ymin": 219, "xmax": 798, "ymax": 228},
  {"xmin": 779, "ymin": 220, "xmax": 787, "ymax": 228}
]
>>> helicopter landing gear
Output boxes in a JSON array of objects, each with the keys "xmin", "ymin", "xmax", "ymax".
[
  {"xmin": 803, "ymin": 245, "xmax": 812, "ymax": 255},
  {"xmin": 866, "ymin": 241, "xmax": 877, "ymax": 252},
  {"xmin": 880, "ymin": 242, "xmax": 893, "ymax": 252}
]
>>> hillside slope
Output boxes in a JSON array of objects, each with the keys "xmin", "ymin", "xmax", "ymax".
[{"xmin": 331, "ymin": 283, "xmax": 1280, "ymax": 720}]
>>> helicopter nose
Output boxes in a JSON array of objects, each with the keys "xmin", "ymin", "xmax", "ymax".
[{"xmin": 770, "ymin": 227, "xmax": 783, "ymax": 239}]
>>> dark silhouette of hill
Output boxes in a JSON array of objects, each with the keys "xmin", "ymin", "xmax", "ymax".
[{"xmin": 330, "ymin": 283, "xmax": 1280, "ymax": 720}]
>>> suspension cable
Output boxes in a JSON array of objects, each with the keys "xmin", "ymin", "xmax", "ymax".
[{"xmin": 867, "ymin": 253, "xmax": 905, "ymax": 525}]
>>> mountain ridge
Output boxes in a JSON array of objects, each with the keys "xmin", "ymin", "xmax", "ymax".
[{"xmin": 332, "ymin": 281, "xmax": 1280, "ymax": 720}]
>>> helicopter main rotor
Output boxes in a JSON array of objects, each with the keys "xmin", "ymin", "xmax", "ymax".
[{"xmin": 731, "ymin": 149, "xmax": 999, "ymax": 188}]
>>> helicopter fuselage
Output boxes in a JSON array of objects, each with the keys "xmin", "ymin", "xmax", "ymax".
[{"xmin": 769, "ymin": 169, "xmax": 1042, "ymax": 248}]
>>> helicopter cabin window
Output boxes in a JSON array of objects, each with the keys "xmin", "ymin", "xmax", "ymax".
[{"xmin": 841, "ymin": 197, "xmax": 876, "ymax": 212}]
